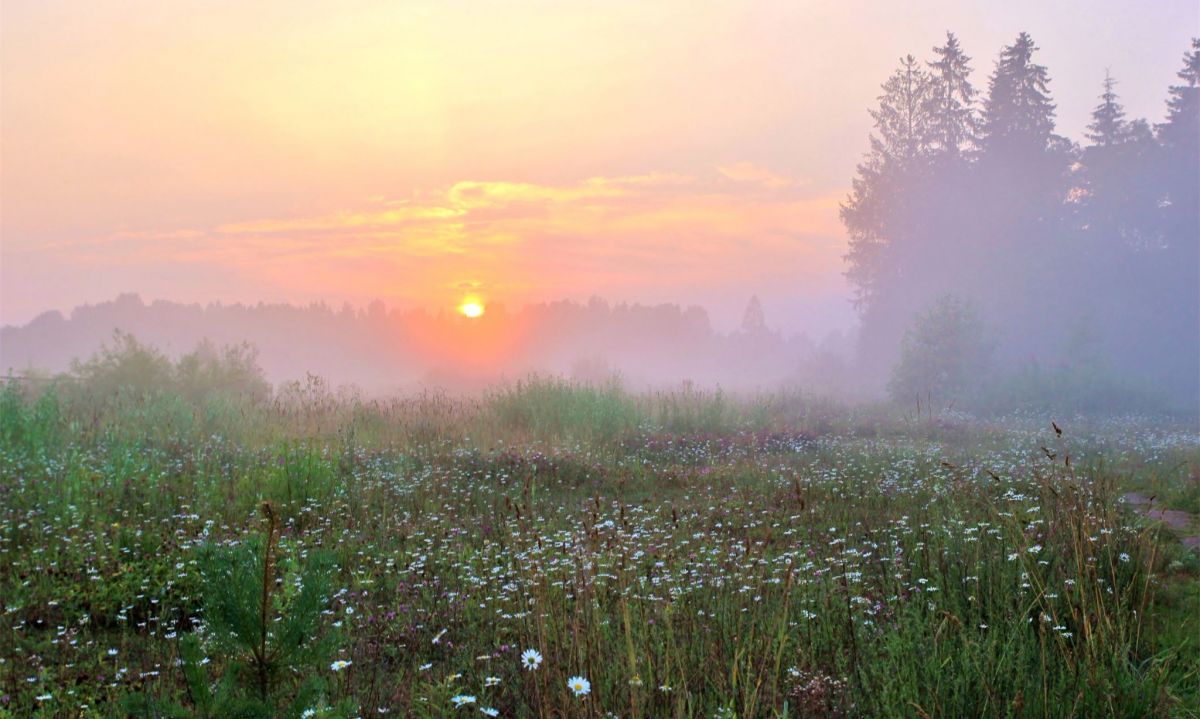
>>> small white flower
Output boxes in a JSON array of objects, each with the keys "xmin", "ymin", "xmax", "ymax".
[
  {"xmin": 484, "ymin": 676, "xmax": 501, "ymax": 686},
  {"xmin": 567, "ymin": 675, "xmax": 591, "ymax": 696},
  {"xmin": 520, "ymin": 648, "xmax": 543, "ymax": 670},
  {"xmin": 330, "ymin": 660, "xmax": 352, "ymax": 672},
  {"xmin": 451, "ymin": 694, "xmax": 477, "ymax": 708},
  {"xmin": 1119, "ymin": 552, "xmax": 1131, "ymax": 563},
  {"xmin": 480, "ymin": 709, "xmax": 499, "ymax": 717}
]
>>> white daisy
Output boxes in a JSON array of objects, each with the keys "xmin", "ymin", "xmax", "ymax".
[
  {"xmin": 520, "ymin": 648, "xmax": 543, "ymax": 670},
  {"xmin": 567, "ymin": 675, "xmax": 591, "ymax": 696}
]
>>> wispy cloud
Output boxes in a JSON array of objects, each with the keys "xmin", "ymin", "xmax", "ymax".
[{"xmin": 19, "ymin": 167, "xmax": 845, "ymax": 312}]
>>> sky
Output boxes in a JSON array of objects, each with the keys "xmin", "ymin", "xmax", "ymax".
[{"xmin": 2, "ymin": 0, "xmax": 1196, "ymax": 335}]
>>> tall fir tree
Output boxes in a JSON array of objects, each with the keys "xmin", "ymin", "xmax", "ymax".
[
  {"xmin": 1157, "ymin": 38, "xmax": 1199, "ymax": 149},
  {"xmin": 842, "ymin": 55, "xmax": 933, "ymax": 311},
  {"xmin": 981, "ymin": 32, "xmax": 1057, "ymax": 154},
  {"xmin": 1155, "ymin": 39, "xmax": 1200, "ymax": 252},
  {"xmin": 869, "ymin": 55, "xmax": 933, "ymax": 165},
  {"xmin": 740, "ymin": 295, "xmax": 767, "ymax": 335},
  {"xmin": 1085, "ymin": 71, "xmax": 1128, "ymax": 146},
  {"xmin": 926, "ymin": 32, "xmax": 978, "ymax": 158},
  {"xmin": 841, "ymin": 56, "xmax": 937, "ymax": 383}
]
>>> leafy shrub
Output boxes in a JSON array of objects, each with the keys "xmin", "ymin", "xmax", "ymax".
[{"xmin": 888, "ymin": 295, "xmax": 993, "ymax": 409}]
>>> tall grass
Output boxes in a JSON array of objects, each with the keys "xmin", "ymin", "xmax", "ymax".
[{"xmin": 0, "ymin": 379, "xmax": 1197, "ymax": 717}]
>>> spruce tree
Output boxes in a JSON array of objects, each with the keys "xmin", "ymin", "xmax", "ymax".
[
  {"xmin": 740, "ymin": 295, "xmax": 767, "ymax": 335},
  {"xmin": 1085, "ymin": 71, "xmax": 1128, "ymax": 146},
  {"xmin": 842, "ymin": 55, "xmax": 933, "ymax": 311},
  {"xmin": 1157, "ymin": 38, "xmax": 1200, "ymax": 149},
  {"xmin": 926, "ymin": 32, "xmax": 978, "ymax": 158},
  {"xmin": 869, "ymin": 55, "xmax": 933, "ymax": 165},
  {"xmin": 981, "ymin": 32, "xmax": 1057, "ymax": 154}
]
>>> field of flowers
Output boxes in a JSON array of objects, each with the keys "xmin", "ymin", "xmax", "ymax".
[{"xmin": 1, "ymin": 378, "xmax": 1198, "ymax": 718}]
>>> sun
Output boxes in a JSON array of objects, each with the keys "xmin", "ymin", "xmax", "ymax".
[{"xmin": 458, "ymin": 298, "xmax": 485, "ymax": 318}]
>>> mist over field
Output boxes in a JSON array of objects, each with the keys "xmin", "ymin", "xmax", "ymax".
[
  {"xmin": 2, "ymin": 3, "xmax": 1199, "ymax": 717},
  {"xmin": 2, "ymin": 24, "xmax": 1197, "ymax": 414}
]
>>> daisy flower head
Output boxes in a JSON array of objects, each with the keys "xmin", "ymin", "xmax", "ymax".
[
  {"xmin": 520, "ymin": 648, "xmax": 543, "ymax": 671},
  {"xmin": 567, "ymin": 675, "xmax": 591, "ymax": 697},
  {"xmin": 451, "ymin": 694, "xmax": 477, "ymax": 708},
  {"xmin": 330, "ymin": 659, "xmax": 352, "ymax": 672},
  {"xmin": 480, "ymin": 709, "xmax": 499, "ymax": 717}
]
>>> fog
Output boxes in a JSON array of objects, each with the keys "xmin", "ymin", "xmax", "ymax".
[
  {"xmin": 0, "ymin": 292, "xmax": 856, "ymax": 396},
  {"xmin": 2, "ymin": 28, "xmax": 1197, "ymax": 416}
]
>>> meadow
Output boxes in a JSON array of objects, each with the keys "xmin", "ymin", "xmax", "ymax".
[{"xmin": 1, "ymin": 376, "xmax": 1198, "ymax": 718}]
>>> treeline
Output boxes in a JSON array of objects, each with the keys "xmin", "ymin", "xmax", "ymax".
[
  {"xmin": 0, "ymin": 293, "xmax": 854, "ymax": 393},
  {"xmin": 844, "ymin": 33, "xmax": 1199, "ymax": 412}
]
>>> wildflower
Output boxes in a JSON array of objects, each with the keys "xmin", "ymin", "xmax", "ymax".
[
  {"xmin": 330, "ymin": 660, "xmax": 352, "ymax": 672},
  {"xmin": 1119, "ymin": 552, "xmax": 1131, "ymax": 563},
  {"xmin": 35, "ymin": 693, "xmax": 52, "ymax": 702},
  {"xmin": 451, "ymin": 695, "xmax": 476, "ymax": 708},
  {"xmin": 480, "ymin": 709, "xmax": 499, "ymax": 717},
  {"xmin": 484, "ymin": 676, "xmax": 501, "ymax": 686},
  {"xmin": 301, "ymin": 710, "xmax": 316, "ymax": 719},
  {"xmin": 419, "ymin": 663, "xmax": 433, "ymax": 671},
  {"xmin": 520, "ymin": 648, "xmax": 543, "ymax": 670},
  {"xmin": 567, "ymin": 676, "xmax": 591, "ymax": 696}
]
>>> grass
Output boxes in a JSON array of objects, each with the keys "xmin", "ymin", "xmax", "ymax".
[{"xmin": 0, "ymin": 377, "xmax": 1197, "ymax": 717}]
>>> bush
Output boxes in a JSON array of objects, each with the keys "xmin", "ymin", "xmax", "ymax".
[{"xmin": 888, "ymin": 295, "xmax": 993, "ymax": 409}]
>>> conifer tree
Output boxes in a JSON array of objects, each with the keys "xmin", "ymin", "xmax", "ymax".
[
  {"xmin": 1157, "ymin": 38, "xmax": 1200, "ymax": 149},
  {"xmin": 1085, "ymin": 71, "xmax": 1128, "ymax": 146},
  {"xmin": 740, "ymin": 295, "xmax": 767, "ymax": 335},
  {"xmin": 981, "ymin": 32, "xmax": 1057, "ymax": 154},
  {"xmin": 926, "ymin": 32, "xmax": 978, "ymax": 158},
  {"xmin": 842, "ymin": 55, "xmax": 933, "ymax": 312},
  {"xmin": 869, "ymin": 55, "xmax": 933, "ymax": 165}
]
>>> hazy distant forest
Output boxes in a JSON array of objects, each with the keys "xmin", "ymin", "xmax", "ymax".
[{"xmin": 3, "ymin": 32, "xmax": 1198, "ymax": 414}]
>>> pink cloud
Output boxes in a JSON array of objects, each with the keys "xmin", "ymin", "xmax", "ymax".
[{"xmin": 11, "ymin": 168, "xmax": 846, "ymax": 319}]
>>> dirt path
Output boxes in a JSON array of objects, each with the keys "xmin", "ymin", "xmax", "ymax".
[{"xmin": 1122, "ymin": 493, "xmax": 1200, "ymax": 550}]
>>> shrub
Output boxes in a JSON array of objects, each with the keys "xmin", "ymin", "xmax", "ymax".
[{"xmin": 888, "ymin": 295, "xmax": 993, "ymax": 409}]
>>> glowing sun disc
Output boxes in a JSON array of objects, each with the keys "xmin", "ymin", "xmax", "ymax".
[{"xmin": 459, "ymin": 300, "xmax": 485, "ymax": 318}]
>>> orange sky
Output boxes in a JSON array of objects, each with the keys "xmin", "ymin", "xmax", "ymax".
[{"xmin": 2, "ymin": 0, "xmax": 1195, "ymax": 333}]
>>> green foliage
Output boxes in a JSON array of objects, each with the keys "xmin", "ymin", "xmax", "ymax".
[
  {"xmin": 67, "ymin": 329, "xmax": 270, "ymax": 409},
  {"xmin": 3, "ymin": 380, "xmax": 1196, "ymax": 717},
  {"xmin": 888, "ymin": 295, "xmax": 992, "ymax": 407},
  {"xmin": 122, "ymin": 505, "xmax": 347, "ymax": 718},
  {"xmin": 0, "ymin": 378, "xmax": 62, "ymax": 453},
  {"xmin": 176, "ymin": 340, "xmax": 272, "ymax": 405},
  {"xmin": 487, "ymin": 374, "xmax": 642, "ymax": 443}
]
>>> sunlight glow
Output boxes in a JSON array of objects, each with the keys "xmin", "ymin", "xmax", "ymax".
[{"xmin": 459, "ymin": 299, "xmax": 485, "ymax": 318}]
